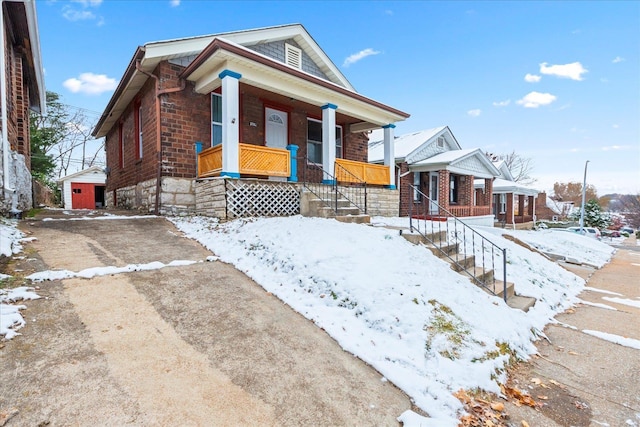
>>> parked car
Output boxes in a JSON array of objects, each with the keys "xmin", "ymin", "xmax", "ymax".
[
  {"xmin": 567, "ymin": 226, "xmax": 602, "ymax": 240},
  {"xmin": 621, "ymin": 227, "xmax": 635, "ymax": 235},
  {"xmin": 602, "ymin": 229, "xmax": 621, "ymax": 238}
]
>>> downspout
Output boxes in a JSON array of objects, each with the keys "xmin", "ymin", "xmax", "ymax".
[{"xmin": 134, "ymin": 62, "xmax": 185, "ymax": 215}]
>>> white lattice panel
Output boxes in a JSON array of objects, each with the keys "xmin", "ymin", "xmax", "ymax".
[{"xmin": 225, "ymin": 180, "xmax": 300, "ymax": 218}]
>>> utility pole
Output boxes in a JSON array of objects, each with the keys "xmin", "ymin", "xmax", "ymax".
[{"xmin": 579, "ymin": 160, "xmax": 590, "ymax": 233}]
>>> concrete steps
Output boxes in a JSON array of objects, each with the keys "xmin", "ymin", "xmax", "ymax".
[
  {"xmin": 304, "ymin": 197, "xmax": 370, "ymax": 224},
  {"xmin": 400, "ymin": 230, "xmax": 534, "ymax": 311}
]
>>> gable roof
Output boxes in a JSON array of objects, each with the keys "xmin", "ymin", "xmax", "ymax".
[
  {"xmin": 410, "ymin": 148, "xmax": 500, "ymax": 179},
  {"xmin": 57, "ymin": 166, "xmax": 106, "ymax": 183},
  {"xmin": 475, "ymin": 177, "xmax": 539, "ymax": 196},
  {"xmin": 493, "ymin": 160, "xmax": 515, "ymax": 181},
  {"xmin": 368, "ymin": 126, "xmax": 459, "ymax": 163},
  {"xmin": 94, "ymin": 24, "xmax": 409, "ymax": 138}
]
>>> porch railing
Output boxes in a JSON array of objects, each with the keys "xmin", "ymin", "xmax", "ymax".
[
  {"xmin": 335, "ymin": 158, "xmax": 389, "ymax": 186},
  {"xmin": 448, "ymin": 205, "xmax": 492, "ymax": 217},
  {"xmin": 197, "ymin": 143, "xmax": 290, "ymax": 178},
  {"xmin": 301, "ymin": 160, "xmax": 367, "ymax": 215},
  {"xmin": 408, "ymin": 184, "xmax": 508, "ymax": 301}
]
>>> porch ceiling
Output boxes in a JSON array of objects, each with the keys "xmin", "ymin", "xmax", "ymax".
[{"xmin": 181, "ymin": 39, "xmax": 409, "ymax": 128}]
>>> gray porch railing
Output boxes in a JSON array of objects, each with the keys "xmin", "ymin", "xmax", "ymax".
[
  {"xmin": 301, "ymin": 159, "xmax": 367, "ymax": 214},
  {"xmin": 408, "ymin": 184, "xmax": 508, "ymax": 301}
]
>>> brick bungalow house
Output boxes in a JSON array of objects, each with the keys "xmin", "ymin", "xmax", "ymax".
[
  {"xmin": 92, "ymin": 24, "xmax": 409, "ymax": 217},
  {"xmin": 0, "ymin": 0, "xmax": 46, "ymax": 215},
  {"xmin": 368, "ymin": 126, "xmax": 500, "ymax": 226},
  {"xmin": 474, "ymin": 160, "xmax": 540, "ymax": 228}
]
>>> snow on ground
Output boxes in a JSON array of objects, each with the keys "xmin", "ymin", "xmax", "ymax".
[
  {"xmin": 582, "ymin": 330, "xmax": 640, "ymax": 350},
  {"xmin": 171, "ymin": 215, "xmax": 595, "ymax": 424},
  {"xmin": 0, "ymin": 287, "xmax": 41, "ymax": 340},
  {"xmin": 0, "ymin": 218, "xmax": 24, "ymax": 257}
]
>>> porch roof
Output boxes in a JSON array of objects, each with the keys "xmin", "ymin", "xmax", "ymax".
[
  {"xmin": 409, "ymin": 148, "xmax": 500, "ymax": 179},
  {"xmin": 368, "ymin": 126, "xmax": 451, "ymax": 163},
  {"xmin": 475, "ymin": 178, "xmax": 539, "ymax": 196},
  {"xmin": 180, "ymin": 38, "xmax": 409, "ymax": 129}
]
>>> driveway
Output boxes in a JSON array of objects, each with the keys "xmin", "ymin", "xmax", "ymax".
[{"xmin": 0, "ymin": 210, "xmax": 412, "ymax": 426}]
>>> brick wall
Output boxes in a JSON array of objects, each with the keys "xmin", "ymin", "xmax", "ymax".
[
  {"xmin": 458, "ymin": 174, "xmax": 474, "ymax": 206},
  {"xmin": 438, "ymin": 170, "xmax": 450, "ymax": 211}
]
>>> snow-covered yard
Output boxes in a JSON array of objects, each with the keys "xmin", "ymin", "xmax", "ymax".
[{"xmin": 1, "ymin": 214, "xmax": 618, "ymax": 425}]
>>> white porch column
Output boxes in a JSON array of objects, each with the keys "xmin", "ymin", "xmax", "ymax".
[
  {"xmin": 220, "ymin": 70, "xmax": 241, "ymax": 178},
  {"xmin": 321, "ymin": 103, "xmax": 337, "ymax": 184},
  {"xmin": 383, "ymin": 124, "xmax": 396, "ymax": 189}
]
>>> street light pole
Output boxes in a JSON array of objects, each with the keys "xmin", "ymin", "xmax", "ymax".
[{"xmin": 579, "ymin": 160, "xmax": 590, "ymax": 233}]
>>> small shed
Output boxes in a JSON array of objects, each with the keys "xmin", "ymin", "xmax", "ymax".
[{"xmin": 57, "ymin": 166, "xmax": 107, "ymax": 210}]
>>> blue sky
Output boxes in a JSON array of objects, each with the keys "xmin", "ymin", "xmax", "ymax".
[{"xmin": 38, "ymin": 0, "xmax": 639, "ymax": 196}]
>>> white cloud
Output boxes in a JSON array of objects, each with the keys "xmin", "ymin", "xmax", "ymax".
[
  {"xmin": 71, "ymin": 0, "xmax": 103, "ymax": 5},
  {"xmin": 62, "ymin": 8, "xmax": 95, "ymax": 21},
  {"xmin": 524, "ymin": 73, "xmax": 541, "ymax": 83},
  {"xmin": 343, "ymin": 48, "xmax": 381, "ymax": 67},
  {"xmin": 492, "ymin": 99, "xmax": 510, "ymax": 107},
  {"xmin": 170, "ymin": 0, "xmax": 181, "ymax": 6},
  {"xmin": 539, "ymin": 62, "xmax": 588, "ymax": 81},
  {"xmin": 516, "ymin": 91, "xmax": 557, "ymax": 108},
  {"xmin": 612, "ymin": 124, "xmax": 619, "ymax": 129},
  {"xmin": 384, "ymin": 9, "xmax": 393, "ymax": 15},
  {"xmin": 612, "ymin": 56, "xmax": 625, "ymax": 63},
  {"xmin": 467, "ymin": 109, "xmax": 481, "ymax": 117},
  {"xmin": 63, "ymin": 72, "xmax": 118, "ymax": 95}
]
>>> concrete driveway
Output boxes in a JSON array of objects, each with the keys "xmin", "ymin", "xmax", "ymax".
[{"xmin": 0, "ymin": 210, "xmax": 412, "ymax": 426}]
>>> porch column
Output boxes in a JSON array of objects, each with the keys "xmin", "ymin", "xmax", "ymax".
[
  {"xmin": 439, "ymin": 170, "xmax": 450, "ymax": 211},
  {"xmin": 383, "ymin": 124, "xmax": 396, "ymax": 189},
  {"xmin": 485, "ymin": 178, "xmax": 493, "ymax": 210},
  {"xmin": 321, "ymin": 103, "xmax": 337, "ymax": 184},
  {"xmin": 527, "ymin": 195, "xmax": 534, "ymax": 216},
  {"xmin": 506, "ymin": 193, "xmax": 514, "ymax": 224},
  {"xmin": 518, "ymin": 194, "xmax": 525, "ymax": 219},
  {"xmin": 220, "ymin": 70, "xmax": 241, "ymax": 178}
]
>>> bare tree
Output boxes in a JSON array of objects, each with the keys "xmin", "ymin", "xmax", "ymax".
[
  {"xmin": 552, "ymin": 181, "xmax": 598, "ymax": 204},
  {"xmin": 485, "ymin": 150, "xmax": 536, "ymax": 185}
]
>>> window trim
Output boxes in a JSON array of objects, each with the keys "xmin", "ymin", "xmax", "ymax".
[
  {"xmin": 449, "ymin": 174, "xmax": 458, "ymax": 204},
  {"xmin": 211, "ymin": 93, "xmax": 222, "ymax": 146},
  {"xmin": 134, "ymin": 100, "xmax": 142, "ymax": 159},
  {"xmin": 306, "ymin": 118, "xmax": 343, "ymax": 164},
  {"xmin": 413, "ymin": 172, "xmax": 422, "ymax": 202}
]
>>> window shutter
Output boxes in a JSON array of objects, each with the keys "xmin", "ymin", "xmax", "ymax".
[{"xmin": 285, "ymin": 43, "xmax": 302, "ymax": 69}]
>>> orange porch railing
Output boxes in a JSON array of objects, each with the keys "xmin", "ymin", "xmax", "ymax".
[
  {"xmin": 197, "ymin": 143, "xmax": 290, "ymax": 178},
  {"xmin": 335, "ymin": 158, "xmax": 389, "ymax": 185}
]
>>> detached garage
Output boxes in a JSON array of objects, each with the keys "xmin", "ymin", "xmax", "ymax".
[{"xmin": 58, "ymin": 166, "xmax": 107, "ymax": 210}]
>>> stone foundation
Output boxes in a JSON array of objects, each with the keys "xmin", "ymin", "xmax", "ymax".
[
  {"xmin": 0, "ymin": 152, "xmax": 33, "ymax": 215},
  {"xmin": 110, "ymin": 177, "xmax": 196, "ymax": 215},
  {"xmin": 366, "ymin": 187, "xmax": 399, "ymax": 217}
]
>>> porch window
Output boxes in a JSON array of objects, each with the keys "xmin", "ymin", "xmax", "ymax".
[
  {"xmin": 335, "ymin": 125, "xmax": 343, "ymax": 159},
  {"xmin": 499, "ymin": 194, "xmax": 506, "ymax": 213},
  {"xmin": 134, "ymin": 100, "xmax": 142, "ymax": 159},
  {"xmin": 413, "ymin": 172, "xmax": 421, "ymax": 202},
  {"xmin": 211, "ymin": 93, "xmax": 222, "ymax": 146},
  {"xmin": 450, "ymin": 175, "xmax": 458, "ymax": 204},
  {"xmin": 306, "ymin": 118, "xmax": 343, "ymax": 163}
]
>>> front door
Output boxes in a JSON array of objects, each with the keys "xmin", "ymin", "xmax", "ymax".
[
  {"xmin": 265, "ymin": 108, "xmax": 288, "ymax": 149},
  {"xmin": 429, "ymin": 172, "xmax": 439, "ymax": 214}
]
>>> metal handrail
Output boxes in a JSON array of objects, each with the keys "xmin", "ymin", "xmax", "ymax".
[
  {"xmin": 301, "ymin": 159, "xmax": 366, "ymax": 215},
  {"xmin": 408, "ymin": 184, "xmax": 508, "ymax": 301},
  {"xmin": 334, "ymin": 160, "xmax": 367, "ymax": 214}
]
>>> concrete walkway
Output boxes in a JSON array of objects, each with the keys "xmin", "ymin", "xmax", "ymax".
[
  {"xmin": 505, "ymin": 238, "xmax": 640, "ymax": 426},
  {"xmin": 0, "ymin": 210, "xmax": 412, "ymax": 426}
]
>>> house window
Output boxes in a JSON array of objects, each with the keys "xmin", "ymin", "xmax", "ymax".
[
  {"xmin": 211, "ymin": 93, "xmax": 222, "ymax": 146},
  {"xmin": 118, "ymin": 122, "xmax": 124, "ymax": 168},
  {"xmin": 306, "ymin": 118, "xmax": 343, "ymax": 163},
  {"xmin": 499, "ymin": 194, "xmax": 506, "ymax": 213},
  {"xmin": 134, "ymin": 101, "xmax": 142, "ymax": 159},
  {"xmin": 413, "ymin": 172, "xmax": 421, "ymax": 202},
  {"xmin": 450, "ymin": 175, "xmax": 458, "ymax": 204},
  {"xmin": 285, "ymin": 43, "xmax": 302, "ymax": 69}
]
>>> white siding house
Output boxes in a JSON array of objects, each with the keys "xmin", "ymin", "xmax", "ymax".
[{"xmin": 57, "ymin": 166, "xmax": 106, "ymax": 210}]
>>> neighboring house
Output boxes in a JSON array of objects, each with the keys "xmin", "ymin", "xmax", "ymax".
[
  {"xmin": 92, "ymin": 24, "xmax": 409, "ymax": 217},
  {"xmin": 57, "ymin": 166, "xmax": 107, "ymax": 210},
  {"xmin": 0, "ymin": 0, "xmax": 46, "ymax": 215},
  {"xmin": 475, "ymin": 160, "xmax": 539, "ymax": 228},
  {"xmin": 535, "ymin": 192, "xmax": 575, "ymax": 221},
  {"xmin": 369, "ymin": 126, "xmax": 500, "ymax": 226}
]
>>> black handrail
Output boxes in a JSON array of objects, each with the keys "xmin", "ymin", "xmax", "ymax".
[
  {"xmin": 408, "ymin": 184, "xmax": 508, "ymax": 301},
  {"xmin": 301, "ymin": 159, "xmax": 367, "ymax": 215},
  {"xmin": 334, "ymin": 161, "xmax": 367, "ymax": 214}
]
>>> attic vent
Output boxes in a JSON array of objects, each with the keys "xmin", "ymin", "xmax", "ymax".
[
  {"xmin": 285, "ymin": 43, "xmax": 302, "ymax": 69},
  {"xmin": 437, "ymin": 136, "xmax": 445, "ymax": 148}
]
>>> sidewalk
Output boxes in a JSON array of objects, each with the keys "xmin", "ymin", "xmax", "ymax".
[{"xmin": 504, "ymin": 245, "xmax": 640, "ymax": 426}]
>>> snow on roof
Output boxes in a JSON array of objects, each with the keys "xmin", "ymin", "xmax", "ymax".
[
  {"xmin": 368, "ymin": 126, "xmax": 447, "ymax": 163},
  {"xmin": 411, "ymin": 148, "xmax": 477, "ymax": 166},
  {"xmin": 474, "ymin": 178, "xmax": 539, "ymax": 196},
  {"xmin": 56, "ymin": 166, "xmax": 105, "ymax": 183}
]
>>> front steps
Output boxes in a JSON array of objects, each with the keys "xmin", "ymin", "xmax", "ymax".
[
  {"xmin": 303, "ymin": 197, "xmax": 370, "ymax": 224},
  {"xmin": 400, "ymin": 230, "xmax": 534, "ymax": 311}
]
